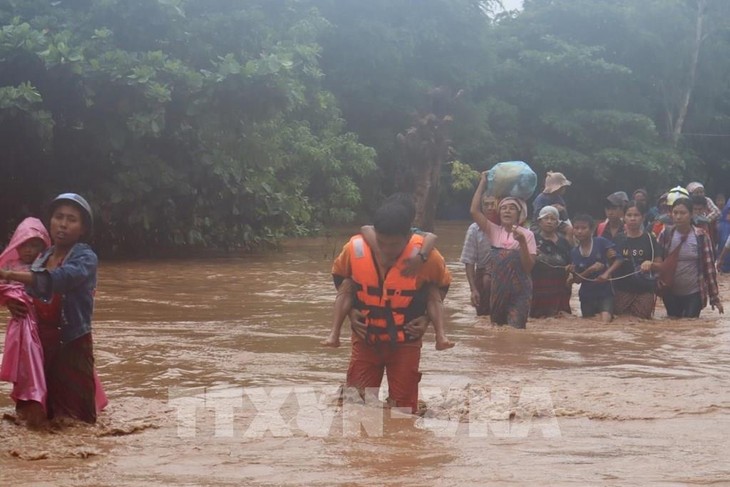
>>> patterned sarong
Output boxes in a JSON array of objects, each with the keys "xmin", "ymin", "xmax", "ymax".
[
  {"xmin": 489, "ymin": 247, "xmax": 532, "ymax": 329},
  {"xmin": 530, "ymin": 262, "xmax": 571, "ymax": 318}
]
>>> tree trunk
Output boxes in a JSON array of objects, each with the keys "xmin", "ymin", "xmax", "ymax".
[
  {"xmin": 396, "ymin": 88, "xmax": 457, "ymax": 232},
  {"xmin": 671, "ymin": 0, "xmax": 706, "ymax": 146}
]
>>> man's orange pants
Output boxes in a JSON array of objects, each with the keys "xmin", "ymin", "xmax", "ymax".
[{"xmin": 346, "ymin": 340, "xmax": 422, "ymax": 413}]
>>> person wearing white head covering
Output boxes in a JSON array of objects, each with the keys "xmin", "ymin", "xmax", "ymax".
[
  {"xmin": 531, "ymin": 206, "xmax": 572, "ymax": 318},
  {"xmin": 471, "ymin": 172, "xmax": 537, "ymax": 328}
]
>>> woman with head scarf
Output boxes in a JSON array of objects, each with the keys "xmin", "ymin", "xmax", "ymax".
[
  {"xmin": 530, "ymin": 206, "xmax": 572, "ymax": 318},
  {"xmin": 471, "ymin": 172, "xmax": 536, "ymax": 328}
]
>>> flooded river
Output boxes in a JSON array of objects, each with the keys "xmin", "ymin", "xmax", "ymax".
[{"xmin": 1, "ymin": 222, "xmax": 730, "ymax": 485}]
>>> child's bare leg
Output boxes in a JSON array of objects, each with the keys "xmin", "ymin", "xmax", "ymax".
[
  {"xmin": 16, "ymin": 400, "xmax": 46, "ymax": 428},
  {"xmin": 426, "ymin": 285, "xmax": 454, "ymax": 350},
  {"xmin": 322, "ymin": 279, "xmax": 354, "ymax": 347},
  {"xmin": 600, "ymin": 311, "xmax": 612, "ymax": 323}
]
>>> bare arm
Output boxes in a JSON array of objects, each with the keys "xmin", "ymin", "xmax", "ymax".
[
  {"xmin": 420, "ymin": 232, "xmax": 437, "ymax": 257},
  {"xmin": 0, "ymin": 269, "xmax": 33, "ymax": 285},
  {"xmin": 513, "ymin": 229, "xmax": 535, "ymax": 273},
  {"xmin": 470, "ymin": 172, "xmax": 493, "ymax": 235}
]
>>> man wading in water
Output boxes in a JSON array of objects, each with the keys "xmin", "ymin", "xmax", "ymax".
[{"xmin": 331, "ymin": 201, "xmax": 452, "ymax": 414}]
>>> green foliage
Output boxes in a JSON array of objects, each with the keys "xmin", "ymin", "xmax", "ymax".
[
  {"xmin": 450, "ymin": 161, "xmax": 481, "ymax": 193},
  {"xmin": 0, "ymin": 0, "xmax": 375, "ymax": 253},
  {"xmin": 2, "ymin": 0, "xmax": 730, "ymax": 251}
]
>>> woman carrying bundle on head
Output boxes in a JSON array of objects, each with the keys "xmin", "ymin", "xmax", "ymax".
[{"xmin": 470, "ymin": 171, "xmax": 536, "ymax": 329}]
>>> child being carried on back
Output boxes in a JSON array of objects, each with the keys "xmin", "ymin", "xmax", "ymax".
[{"xmin": 321, "ymin": 193, "xmax": 454, "ymax": 350}]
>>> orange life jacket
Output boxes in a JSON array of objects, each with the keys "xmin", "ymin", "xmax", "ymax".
[{"xmin": 348, "ymin": 234, "xmax": 424, "ymax": 345}]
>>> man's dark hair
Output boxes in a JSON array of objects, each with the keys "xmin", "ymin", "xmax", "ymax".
[
  {"xmin": 572, "ymin": 213, "xmax": 595, "ymax": 229},
  {"xmin": 383, "ymin": 192, "xmax": 416, "ymax": 223},
  {"xmin": 373, "ymin": 202, "xmax": 412, "ymax": 237}
]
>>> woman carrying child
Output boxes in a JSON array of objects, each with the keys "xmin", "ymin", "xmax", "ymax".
[
  {"xmin": 613, "ymin": 201, "xmax": 663, "ymax": 319},
  {"xmin": 1, "ymin": 193, "xmax": 107, "ymax": 423},
  {"xmin": 655, "ymin": 198, "xmax": 723, "ymax": 318},
  {"xmin": 0, "ymin": 217, "xmax": 51, "ymax": 425},
  {"xmin": 530, "ymin": 206, "xmax": 572, "ymax": 318},
  {"xmin": 470, "ymin": 171, "xmax": 536, "ymax": 329}
]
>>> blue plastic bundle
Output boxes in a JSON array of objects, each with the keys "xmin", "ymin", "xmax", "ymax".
[{"xmin": 486, "ymin": 161, "xmax": 537, "ymax": 200}]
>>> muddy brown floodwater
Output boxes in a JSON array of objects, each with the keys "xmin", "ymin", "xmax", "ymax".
[{"xmin": 1, "ymin": 222, "xmax": 730, "ymax": 486}]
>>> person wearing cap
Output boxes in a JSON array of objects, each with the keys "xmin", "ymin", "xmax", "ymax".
[
  {"xmin": 0, "ymin": 193, "xmax": 106, "ymax": 423},
  {"xmin": 532, "ymin": 171, "xmax": 573, "ymax": 240},
  {"xmin": 530, "ymin": 206, "xmax": 572, "ymax": 318},
  {"xmin": 471, "ymin": 172, "xmax": 537, "ymax": 329},
  {"xmin": 596, "ymin": 191, "xmax": 629, "ymax": 242},
  {"xmin": 686, "ymin": 182, "xmax": 721, "ymax": 222}
]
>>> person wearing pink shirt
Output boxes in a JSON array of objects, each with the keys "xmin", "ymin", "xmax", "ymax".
[{"xmin": 470, "ymin": 172, "xmax": 536, "ymax": 328}]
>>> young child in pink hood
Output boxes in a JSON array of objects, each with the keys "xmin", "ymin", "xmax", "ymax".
[{"xmin": 0, "ymin": 217, "xmax": 51, "ymax": 426}]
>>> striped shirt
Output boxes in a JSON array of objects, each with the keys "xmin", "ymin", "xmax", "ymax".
[{"xmin": 460, "ymin": 223, "xmax": 491, "ymax": 269}]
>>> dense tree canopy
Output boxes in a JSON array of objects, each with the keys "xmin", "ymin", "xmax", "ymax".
[{"xmin": 1, "ymin": 0, "xmax": 729, "ymax": 252}]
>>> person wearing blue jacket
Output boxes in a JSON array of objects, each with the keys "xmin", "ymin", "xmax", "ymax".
[{"xmin": 0, "ymin": 193, "xmax": 106, "ymax": 423}]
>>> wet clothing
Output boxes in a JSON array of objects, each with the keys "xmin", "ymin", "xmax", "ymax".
[
  {"xmin": 332, "ymin": 234, "xmax": 451, "ymax": 414},
  {"xmin": 670, "ymin": 231, "xmax": 700, "ymax": 296},
  {"xmin": 571, "ymin": 237, "xmax": 618, "ymax": 300},
  {"xmin": 611, "ymin": 232, "xmax": 658, "ymax": 320},
  {"xmin": 580, "ymin": 295, "xmax": 614, "ymax": 317},
  {"xmin": 346, "ymin": 340, "xmax": 421, "ymax": 413},
  {"xmin": 35, "ymin": 293, "xmax": 97, "ymax": 422},
  {"xmin": 460, "ymin": 223, "xmax": 492, "ymax": 316},
  {"xmin": 614, "ymin": 291, "xmax": 655, "ymax": 319},
  {"xmin": 0, "ymin": 218, "xmax": 51, "ymax": 413},
  {"xmin": 0, "ymin": 281, "xmax": 47, "ymax": 411},
  {"xmin": 530, "ymin": 233, "xmax": 571, "ymax": 318},
  {"xmin": 663, "ymin": 292, "xmax": 703, "ymax": 318},
  {"xmin": 27, "ymin": 244, "xmax": 106, "ymax": 422},
  {"xmin": 613, "ymin": 233, "xmax": 662, "ymax": 295},
  {"xmin": 571, "ymin": 237, "xmax": 620, "ymax": 317},
  {"xmin": 348, "ymin": 235, "xmax": 424, "ymax": 345},
  {"xmin": 460, "ymin": 223, "xmax": 491, "ymax": 270},
  {"xmin": 28, "ymin": 243, "xmax": 97, "ymax": 344},
  {"xmin": 614, "ymin": 233, "xmax": 659, "ymax": 319},
  {"xmin": 658, "ymin": 227, "xmax": 720, "ymax": 316},
  {"xmin": 474, "ymin": 267, "xmax": 491, "ymax": 316},
  {"xmin": 490, "ymin": 247, "xmax": 533, "ymax": 328},
  {"xmin": 475, "ymin": 218, "xmax": 536, "ymax": 328}
]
